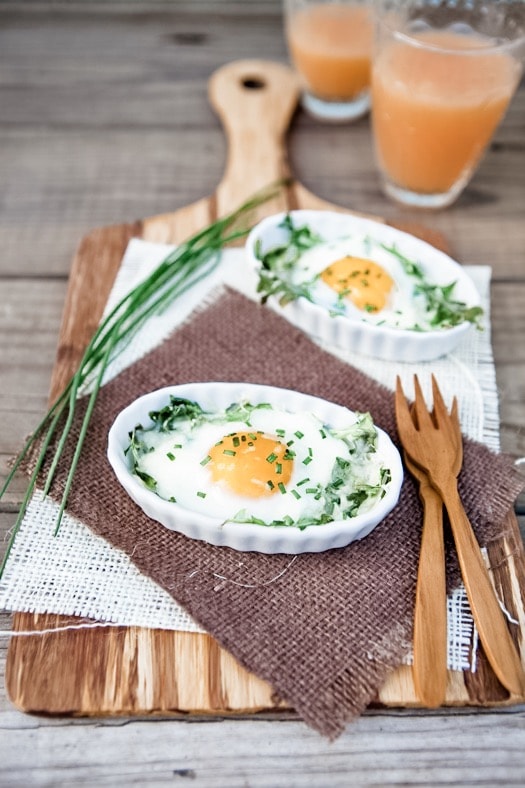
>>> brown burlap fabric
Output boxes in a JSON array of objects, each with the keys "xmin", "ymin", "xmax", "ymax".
[{"xmin": 37, "ymin": 288, "xmax": 524, "ymax": 737}]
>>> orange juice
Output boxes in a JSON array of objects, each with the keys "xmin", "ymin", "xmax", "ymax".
[
  {"xmin": 287, "ymin": 3, "xmax": 373, "ymax": 100},
  {"xmin": 372, "ymin": 30, "xmax": 520, "ymax": 194}
]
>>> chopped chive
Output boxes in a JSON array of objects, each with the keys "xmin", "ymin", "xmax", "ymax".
[
  {"xmin": 232, "ymin": 435, "xmax": 240, "ymax": 447},
  {"xmin": 302, "ymin": 456, "xmax": 313, "ymax": 466},
  {"xmin": 248, "ymin": 433, "xmax": 257, "ymax": 440},
  {"xmin": 266, "ymin": 452, "xmax": 277, "ymax": 463},
  {"xmin": 294, "ymin": 431, "xmax": 304, "ymax": 439},
  {"xmin": 214, "ymin": 439, "xmax": 224, "ymax": 446},
  {"xmin": 319, "ymin": 429, "xmax": 327, "ymax": 439},
  {"xmin": 291, "ymin": 489, "xmax": 301, "ymax": 500},
  {"xmin": 286, "ymin": 440, "xmax": 294, "ymax": 447},
  {"xmin": 308, "ymin": 447, "xmax": 313, "ymax": 456},
  {"xmin": 200, "ymin": 455, "xmax": 212, "ymax": 466},
  {"xmin": 173, "ymin": 444, "xmax": 183, "ymax": 449},
  {"xmin": 276, "ymin": 428, "xmax": 286, "ymax": 438},
  {"xmin": 278, "ymin": 482, "xmax": 286, "ymax": 494},
  {"xmin": 166, "ymin": 452, "xmax": 175, "ymax": 461},
  {"xmin": 283, "ymin": 450, "xmax": 295, "ymax": 460},
  {"xmin": 169, "ymin": 496, "xmax": 177, "ymax": 503},
  {"xmin": 197, "ymin": 491, "xmax": 207, "ymax": 498},
  {"xmin": 276, "ymin": 463, "xmax": 283, "ymax": 475},
  {"xmin": 241, "ymin": 435, "xmax": 247, "ymax": 442},
  {"xmin": 305, "ymin": 487, "xmax": 317, "ymax": 494},
  {"xmin": 223, "ymin": 449, "xmax": 236, "ymax": 456},
  {"xmin": 296, "ymin": 477, "xmax": 310, "ymax": 486},
  {"xmin": 247, "ymin": 441, "xmax": 254, "ymax": 446},
  {"xmin": 267, "ymin": 480, "xmax": 275, "ymax": 490}
]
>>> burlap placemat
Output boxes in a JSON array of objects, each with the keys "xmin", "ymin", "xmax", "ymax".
[{"xmin": 35, "ymin": 288, "xmax": 524, "ymax": 738}]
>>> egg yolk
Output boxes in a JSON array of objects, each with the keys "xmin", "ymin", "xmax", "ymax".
[
  {"xmin": 320, "ymin": 256, "xmax": 394, "ymax": 312},
  {"xmin": 206, "ymin": 431, "xmax": 294, "ymax": 498}
]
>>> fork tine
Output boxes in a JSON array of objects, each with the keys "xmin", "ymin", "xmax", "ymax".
[
  {"xmin": 450, "ymin": 396, "xmax": 459, "ymax": 425},
  {"xmin": 430, "ymin": 374, "xmax": 450, "ymax": 429},
  {"xmin": 431, "ymin": 375, "xmax": 462, "ymax": 455},
  {"xmin": 395, "ymin": 376, "xmax": 416, "ymax": 436},
  {"xmin": 413, "ymin": 375, "xmax": 434, "ymax": 432},
  {"xmin": 448, "ymin": 396, "xmax": 464, "ymax": 468}
]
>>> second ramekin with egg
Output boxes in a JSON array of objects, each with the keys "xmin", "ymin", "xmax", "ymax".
[{"xmin": 245, "ymin": 210, "xmax": 483, "ymax": 362}]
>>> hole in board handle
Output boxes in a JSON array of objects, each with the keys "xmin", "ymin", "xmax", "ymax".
[{"xmin": 241, "ymin": 77, "xmax": 266, "ymax": 90}]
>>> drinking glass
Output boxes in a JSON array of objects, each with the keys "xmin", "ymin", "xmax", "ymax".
[
  {"xmin": 371, "ymin": 0, "xmax": 525, "ymax": 208},
  {"xmin": 284, "ymin": 0, "xmax": 374, "ymax": 121}
]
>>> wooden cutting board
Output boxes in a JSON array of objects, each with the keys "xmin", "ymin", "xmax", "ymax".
[{"xmin": 6, "ymin": 60, "xmax": 525, "ymax": 716}]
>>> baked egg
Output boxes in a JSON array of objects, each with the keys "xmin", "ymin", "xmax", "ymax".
[{"xmin": 126, "ymin": 397, "xmax": 392, "ymax": 528}]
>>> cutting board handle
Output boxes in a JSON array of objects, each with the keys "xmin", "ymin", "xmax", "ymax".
[{"xmin": 208, "ymin": 60, "xmax": 300, "ymax": 214}]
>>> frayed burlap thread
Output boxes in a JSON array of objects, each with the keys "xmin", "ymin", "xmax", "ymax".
[{"xmin": 31, "ymin": 288, "xmax": 524, "ymax": 738}]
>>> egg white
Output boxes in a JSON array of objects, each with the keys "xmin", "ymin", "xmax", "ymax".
[
  {"xmin": 290, "ymin": 235, "xmax": 430, "ymax": 330},
  {"xmin": 133, "ymin": 407, "xmax": 376, "ymax": 524}
]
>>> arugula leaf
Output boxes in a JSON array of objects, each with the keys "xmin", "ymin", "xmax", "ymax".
[
  {"xmin": 255, "ymin": 214, "xmax": 323, "ymax": 306},
  {"xmin": 223, "ymin": 401, "xmax": 273, "ymax": 425},
  {"xmin": 331, "ymin": 412, "xmax": 378, "ymax": 458},
  {"xmin": 148, "ymin": 397, "xmax": 206, "ymax": 432},
  {"xmin": 381, "ymin": 243, "xmax": 484, "ymax": 329},
  {"xmin": 125, "ymin": 427, "xmax": 158, "ymax": 490}
]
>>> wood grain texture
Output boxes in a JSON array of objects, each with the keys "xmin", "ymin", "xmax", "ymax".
[
  {"xmin": 2, "ymin": 707, "xmax": 525, "ymax": 787},
  {"xmin": 396, "ymin": 380, "xmax": 525, "ymax": 698},
  {"xmin": 5, "ymin": 56, "xmax": 525, "ymax": 721},
  {"xmin": 406, "ymin": 457, "xmax": 448, "ymax": 708},
  {"xmin": 0, "ymin": 3, "xmax": 523, "ymax": 276}
]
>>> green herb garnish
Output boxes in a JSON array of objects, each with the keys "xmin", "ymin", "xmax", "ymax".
[
  {"xmin": 380, "ymin": 243, "xmax": 484, "ymax": 329},
  {"xmin": 255, "ymin": 213, "xmax": 323, "ymax": 306},
  {"xmin": 225, "ymin": 412, "xmax": 392, "ymax": 528}
]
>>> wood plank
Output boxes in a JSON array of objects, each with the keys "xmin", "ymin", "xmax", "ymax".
[
  {"xmin": 2, "ymin": 708, "xmax": 525, "ymax": 786},
  {"xmin": 0, "ymin": 1, "xmax": 523, "ymax": 279}
]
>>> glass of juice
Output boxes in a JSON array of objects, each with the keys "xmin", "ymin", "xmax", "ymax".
[
  {"xmin": 284, "ymin": 0, "xmax": 374, "ymax": 121},
  {"xmin": 371, "ymin": 0, "xmax": 525, "ymax": 208}
]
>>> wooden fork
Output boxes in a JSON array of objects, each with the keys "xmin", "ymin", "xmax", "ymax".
[
  {"xmin": 395, "ymin": 374, "xmax": 525, "ymax": 698},
  {"xmin": 404, "ymin": 398, "xmax": 461, "ymax": 708}
]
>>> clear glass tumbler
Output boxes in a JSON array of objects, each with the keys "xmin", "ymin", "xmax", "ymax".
[
  {"xmin": 371, "ymin": 0, "xmax": 525, "ymax": 208},
  {"xmin": 284, "ymin": 0, "xmax": 374, "ymax": 121}
]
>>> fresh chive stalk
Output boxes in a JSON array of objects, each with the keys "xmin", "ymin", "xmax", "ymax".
[{"xmin": 0, "ymin": 184, "xmax": 281, "ymax": 577}]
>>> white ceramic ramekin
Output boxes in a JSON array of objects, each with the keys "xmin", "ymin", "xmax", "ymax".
[
  {"xmin": 107, "ymin": 382, "xmax": 403, "ymax": 554},
  {"xmin": 245, "ymin": 210, "xmax": 482, "ymax": 362}
]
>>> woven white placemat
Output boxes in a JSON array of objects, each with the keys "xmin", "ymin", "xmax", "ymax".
[{"xmin": 0, "ymin": 240, "xmax": 497, "ymax": 669}]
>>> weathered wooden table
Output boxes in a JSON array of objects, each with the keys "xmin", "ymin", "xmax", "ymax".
[{"xmin": 1, "ymin": 2, "xmax": 524, "ymax": 784}]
